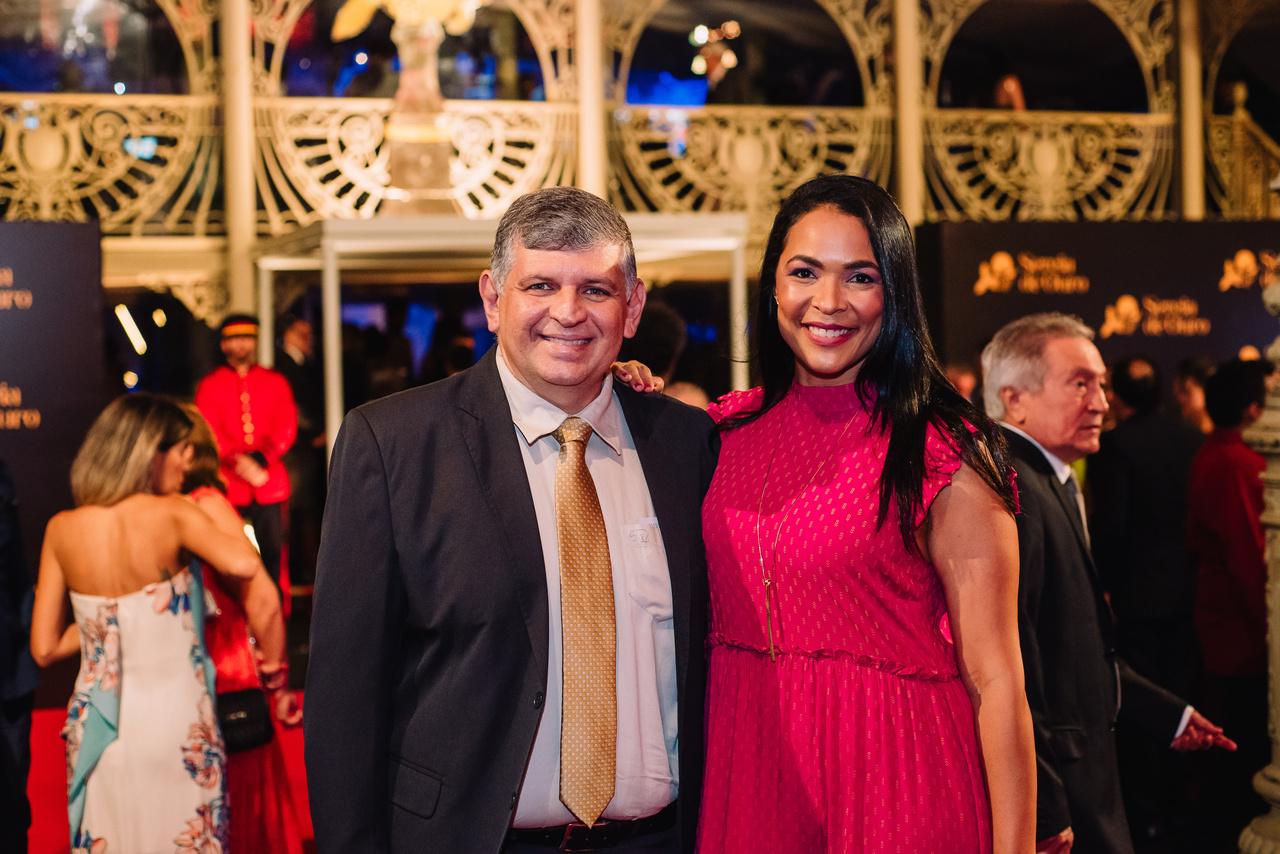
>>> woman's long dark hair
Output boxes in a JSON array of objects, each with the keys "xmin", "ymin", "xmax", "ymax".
[{"xmin": 729, "ymin": 174, "xmax": 1017, "ymax": 547}]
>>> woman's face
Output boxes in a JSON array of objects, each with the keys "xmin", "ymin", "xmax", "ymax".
[
  {"xmin": 774, "ymin": 206, "xmax": 885, "ymax": 387},
  {"xmin": 151, "ymin": 441, "xmax": 193, "ymax": 495}
]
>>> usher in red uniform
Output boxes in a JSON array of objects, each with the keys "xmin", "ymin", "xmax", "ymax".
[
  {"xmin": 196, "ymin": 364, "xmax": 297, "ymax": 604},
  {"xmin": 195, "ymin": 364, "xmax": 297, "ymax": 508}
]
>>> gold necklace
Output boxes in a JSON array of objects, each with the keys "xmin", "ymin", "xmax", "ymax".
[{"xmin": 754, "ymin": 392, "xmax": 862, "ymax": 662}]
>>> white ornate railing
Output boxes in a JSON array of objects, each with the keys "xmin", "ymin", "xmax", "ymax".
[
  {"xmin": 924, "ymin": 109, "xmax": 1175, "ymax": 221},
  {"xmin": 254, "ymin": 97, "xmax": 577, "ymax": 232},
  {"xmin": 610, "ymin": 104, "xmax": 892, "ymax": 234},
  {"xmin": 0, "ymin": 94, "xmax": 220, "ymax": 236}
]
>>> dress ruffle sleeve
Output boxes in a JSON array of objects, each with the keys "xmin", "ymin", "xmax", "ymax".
[
  {"xmin": 706, "ymin": 387, "xmax": 765, "ymax": 425},
  {"xmin": 916, "ymin": 422, "xmax": 968, "ymax": 530},
  {"xmin": 916, "ymin": 421, "xmax": 1020, "ymax": 529}
]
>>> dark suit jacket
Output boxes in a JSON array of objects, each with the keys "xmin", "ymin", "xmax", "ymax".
[
  {"xmin": 0, "ymin": 460, "xmax": 35, "ymax": 702},
  {"xmin": 306, "ymin": 349, "xmax": 718, "ymax": 854},
  {"xmin": 1006, "ymin": 429, "xmax": 1184, "ymax": 853},
  {"xmin": 1089, "ymin": 411, "xmax": 1202, "ymax": 625}
]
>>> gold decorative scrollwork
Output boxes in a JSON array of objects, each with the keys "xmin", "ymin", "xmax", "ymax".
[
  {"xmin": 144, "ymin": 276, "xmax": 228, "ymax": 324},
  {"xmin": 156, "ymin": 0, "xmax": 219, "ymax": 92},
  {"xmin": 0, "ymin": 95, "xmax": 220, "ymax": 236},
  {"xmin": 610, "ymin": 105, "xmax": 892, "ymax": 235},
  {"xmin": 924, "ymin": 110, "xmax": 1174, "ymax": 220},
  {"xmin": 255, "ymin": 97, "xmax": 576, "ymax": 231},
  {"xmin": 1208, "ymin": 99, "xmax": 1280, "ymax": 219}
]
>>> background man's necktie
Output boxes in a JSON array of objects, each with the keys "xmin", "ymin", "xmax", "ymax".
[
  {"xmin": 553, "ymin": 416, "xmax": 617, "ymax": 827},
  {"xmin": 1064, "ymin": 470, "xmax": 1092, "ymax": 549}
]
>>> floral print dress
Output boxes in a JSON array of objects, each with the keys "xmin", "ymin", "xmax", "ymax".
[{"xmin": 65, "ymin": 567, "xmax": 228, "ymax": 854}]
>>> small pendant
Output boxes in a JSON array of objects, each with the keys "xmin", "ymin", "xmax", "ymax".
[{"xmin": 763, "ymin": 579, "xmax": 777, "ymax": 662}]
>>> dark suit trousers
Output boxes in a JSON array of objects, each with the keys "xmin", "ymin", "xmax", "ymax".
[
  {"xmin": 0, "ymin": 692, "xmax": 32, "ymax": 854},
  {"xmin": 1061, "ymin": 723, "xmax": 1134, "ymax": 854}
]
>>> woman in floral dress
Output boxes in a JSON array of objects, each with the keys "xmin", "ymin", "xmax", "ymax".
[{"xmin": 30, "ymin": 394, "xmax": 263, "ymax": 854}]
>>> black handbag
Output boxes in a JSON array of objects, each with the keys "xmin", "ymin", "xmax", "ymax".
[{"xmin": 216, "ymin": 688, "xmax": 274, "ymax": 754}]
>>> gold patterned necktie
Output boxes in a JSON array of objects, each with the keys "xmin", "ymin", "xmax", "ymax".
[{"xmin": 553, "ymin": 416, "xmax": 616, "ymax": 827}]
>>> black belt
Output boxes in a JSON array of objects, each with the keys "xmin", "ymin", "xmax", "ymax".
[{"xmin": 506, "ymin": 802, "xmax": 677, "ymax": 851}]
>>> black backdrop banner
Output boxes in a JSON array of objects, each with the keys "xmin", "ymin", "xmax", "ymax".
[
  {"xmin": 917, "ymin": 222, "xmax": 1280, "ymax": 381},
  {"xmin": 0, "ymin": 222, "xmax": 107, "ymax": 575}
]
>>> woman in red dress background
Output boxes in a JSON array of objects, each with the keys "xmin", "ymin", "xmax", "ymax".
[
  {"xmin": 697, "ymin": 176, "xmax": 1035, "ymax": 852},
  {"xmin": 181, "ymin": 404, "xmax": 304, "ymax": 854}
]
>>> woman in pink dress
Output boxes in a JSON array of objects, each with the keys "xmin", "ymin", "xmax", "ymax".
[{"xmin": 698, "ymin": 176, "xmax": 1035, "ymax": 853}]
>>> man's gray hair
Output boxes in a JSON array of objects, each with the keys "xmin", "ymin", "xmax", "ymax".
[
  {"xmin": 981, "ymin": 312, "xmax": 1096, "ymax": 419},
  {"xmin": 490, "ymin": 187, "xmax": 637, "ymax": 294}
]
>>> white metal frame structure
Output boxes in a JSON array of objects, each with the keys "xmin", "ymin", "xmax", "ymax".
[{"xmin": 253, "ymin": 213, "xmax": 752, "ymax": 457}]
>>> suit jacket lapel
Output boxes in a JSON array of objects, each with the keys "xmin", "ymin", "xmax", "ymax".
[
  {"xmin": 1004, "ymin": 429, "xmax": 1103, "ymax": 584},
  {"xmin": 617, "ymin": 388, "xmax": 693, "ymax": 699},
  {"xmin": 456, "ymin": 349, "xmax": 549, "ymax": 678}
]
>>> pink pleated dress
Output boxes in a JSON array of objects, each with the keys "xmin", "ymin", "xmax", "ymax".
[{"xmin": 697, "ymin": 383, "xmax": 992, "ymax": 853}]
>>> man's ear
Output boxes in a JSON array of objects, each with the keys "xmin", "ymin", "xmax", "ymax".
[
  {"xmin": 623, "ymin": 278, "xmax": 647, "ymax": 339},
  {"xmin": 1000, "ymin": 386, "xmax": 1025, "ymax": 424},
  {"xmin": 479, "ymin": 270, "xmax": 501, "ymax": 334}
]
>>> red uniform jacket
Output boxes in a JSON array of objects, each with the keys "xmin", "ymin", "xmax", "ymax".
[
  {"xmin": 1187, "ymin": 427, "xmax": 1266, "ymax": 676},
  {"xmin": 196, "ymin": 365, "xmax": 298, "ymax": 507}
]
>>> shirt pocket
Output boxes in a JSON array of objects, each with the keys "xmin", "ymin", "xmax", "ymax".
[{"xmin": 623, "ymin": 517, "xmax": 673, "ymax": 621}]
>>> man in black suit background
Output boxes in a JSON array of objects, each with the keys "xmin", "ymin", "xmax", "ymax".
[
  {"xmin": 981, "ymin": 314, "xmax": 1232, "ymax": 854},
  {"xmin": 0, "ymin": 459, "xmax": 36, "ymax": 853},
  {"xmin": 1088, "ymin": 356, "xmax": 1205, "ymax": 845},
  {"xmin": 1090, "ymin": 356, "xmax": 1203, "ymax": 696},
  {"xmin": 306, "ymin": 187, "xmax": 717, "ymax": 853}
]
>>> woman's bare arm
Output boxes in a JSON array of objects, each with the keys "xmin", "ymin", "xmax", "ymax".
[
  {"xmin": 924, "ymin": 463, "xmax": 1036, "ymax": 854},
  {"xmin": 30, "ymin": 515, "xmax": 79, "ymax": 666},
  {"xmin": 191, "ymin": 492, "xmax": 287, "ymax": 668},
  {"xmin": 170, "ymin": 497, "xmax": 262, "ymax": 580},
  {"xmin": 191, "ymin": 491, "xmax": 298, "ymax": 723}
]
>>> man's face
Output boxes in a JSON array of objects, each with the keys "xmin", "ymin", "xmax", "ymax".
[
  {"xmin": 1003, "ymin": 335, "xmax": 1109, "ymax": 463},
  {"xmin": 285, "ymin": 320, "xmax": 314, "ymax": 357},
  {"xmin": 479, "ymin": 240, "xmax": 645, "ymax": 413},
  {"xmin": 221, "ymin": 335, "xmax": 257, "ymax": 368}
]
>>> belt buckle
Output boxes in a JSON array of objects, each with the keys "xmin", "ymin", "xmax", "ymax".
[{"xmin": 559, "ymin": 821, "xmax": 590, "ymax": 852}]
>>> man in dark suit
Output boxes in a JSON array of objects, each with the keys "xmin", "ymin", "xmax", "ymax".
[
  {"xmin": 1091, "ymin": 356, "xmax": 1203, "ymax": 696},
  {"xmin": 981, "ymin": 314, "xmax": 1233, "ymax": 854},
  {"xmin": 276, "ymin": 315, "xmax": 326, "ymax": 589},
  {"xmin": 306, "ymin": 188, "xmax": 717, "ymax": 854},
  {"xmin": 1089, "ymin": 357, "xmax": 1205, "ymax": 845},
  {"xmin": 0, "ymin": 459, "xmax": 36, "ymax": 853}
]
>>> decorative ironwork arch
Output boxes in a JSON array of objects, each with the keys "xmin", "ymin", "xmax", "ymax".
[
  {"xmin": 605, "ymin": 0, "xmax": 892, "ymax": 107},
  {"xmin": 248, "ymin": 0, "xmax": 578, "ymax": 99},
  {"xmin": 604, "ymin": 0, "xmax": 893, "ymax": 239},
  {"xmin": 921, "ymin": 0, "xmax": 1173, "ymax": 112},
  {"xmin": 921, "ymin": 0, "xmax": 1176, "ymax": 221},
  {"xmin": 1202, "ymin": 0, "xmax": 1280, "ymax": 218}
]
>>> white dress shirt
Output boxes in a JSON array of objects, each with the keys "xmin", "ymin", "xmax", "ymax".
[
  {"xmin": 497, "ymin": 349, "xmax": 679, "ymax": 827},
  {"xmin": 1002, "ymin": 422, "xmax": 1192, "ymax": 739}
]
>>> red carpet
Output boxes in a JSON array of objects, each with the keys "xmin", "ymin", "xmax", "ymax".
[{"xmin": 27, "ymin": 705, "xmax": 315, "ymax": 853}]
